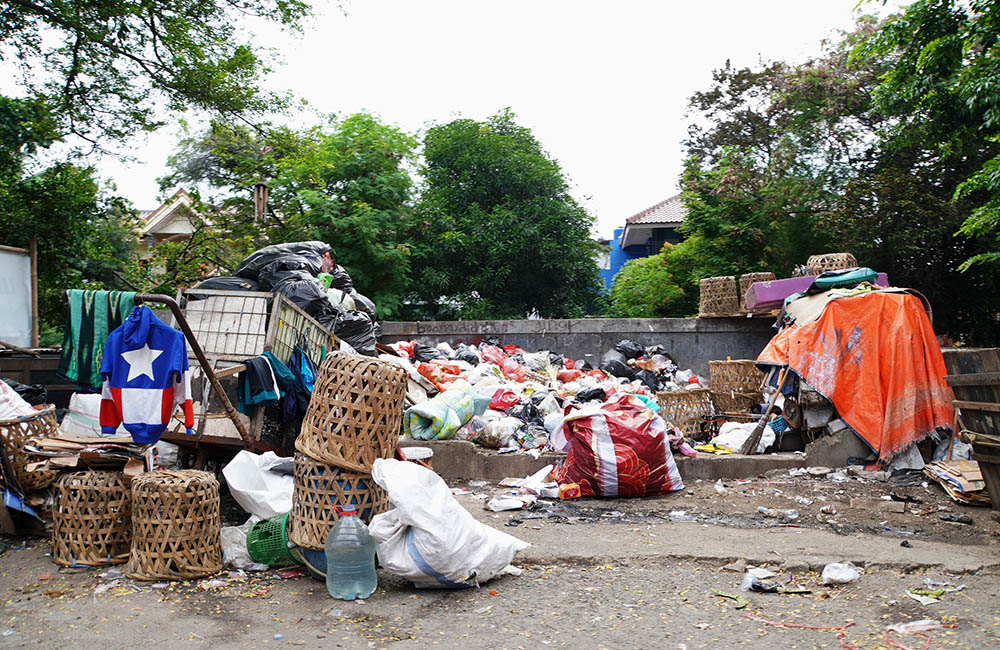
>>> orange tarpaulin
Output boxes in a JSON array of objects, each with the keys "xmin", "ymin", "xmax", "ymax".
[{"xmin": 757, "ymin": 291, "xmax": 954, "ymax": 464}]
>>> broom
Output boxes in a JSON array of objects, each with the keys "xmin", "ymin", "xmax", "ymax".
[{"xmin": 739, "ymin": 367, "xmax": 789, "ymax": 455}]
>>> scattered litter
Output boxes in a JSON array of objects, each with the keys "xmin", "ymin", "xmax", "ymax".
[
  {"xmin": 198, "ymin": 579, "xmax": 228, "ymax": 590},
  {"xmin": 938, "ymin": 512, "xmax": 974, "ymax": 525},
  {"xmin": 806, "ymin": 466, "xmax": 832, "ymax": 477},
  {"xmin": 829, "ymin": 470, "xmax": 849, "ymax": 483},
  {"xmin": 274, "ymin": 634, "xmax": 283, "ymax": 640},
  {"xmin": 886, "ymin": 620, "xmax": 947, "ymax": 634},
  {"xmin": 746, "ymin": 567, "xmax": 775, "ymax": 580},
  {"xmin": 821, "ymin": 562, "xmax": 859, "ymax": 585},
  {"xmin": 794, "ymin": 496, "xmax": 813, "ymax": 506},
  {"xmin": 714, "ymin": 479, "xmax": 727, "ymax": 495},
  {"xmin": 711, "ymin": 589, "xmax": 748, "ymax": 609},
  {"xmin": 487, "ymin": 496, "xmax": 529, "ymax": 512},
  {"xmin": 741, "ymin": 572, "xmax": 778, "ymax": 593},
  {"xmin": 2, "ymin": 629, "xmax": 13, "ymax": 637},
  {"xmin": 498, "ymin": 565, "xmax": 523, "ymax": 577},
  {"xmin": 469, "ymin": 480, "xmax": 489, "ymax": 488},
  {"xmin": 906, "ymin": 592, "xmax": 940, "ymax": 605}
]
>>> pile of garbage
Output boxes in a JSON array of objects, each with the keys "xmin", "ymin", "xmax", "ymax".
[
  {"xmin": 384, "ymin": 337, "xmax": 705, "ymax": 454},
  {"xmin": 190, "ymin": 241, "xmax": 380, "ymax": 355}
]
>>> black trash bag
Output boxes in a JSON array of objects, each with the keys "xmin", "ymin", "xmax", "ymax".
[
  {"xmin": 602, "ymin": 349, "xmax": 627, "ymax": 365},
  {"xmin": 327, "ymin": 264, "xmax": 354, "ymax": 292},
  {"xmin": 547, "ymin": 352, "xmax": 564, "ymax": 367},
  {"xmin": 234, "ymin": 241, "xmax": 330, "ymax": 281},
  {"xmin": 257, "ymin": 254, "xmax": 322, "ymax": 290},
  {"xmin": 349, "ymin": 290, "xmax": 377, "ymax": 319},
  {"xmin": 482, "ymin": 335, "xmax": 502, "ymax": 347},
  {"xmin": 600, "ymin": 359, "xmax": 634, "ymax": 380},
  {"xmin": 615, "ymin": 339, "xmax": 644, "ymax": 360},
  {"xmin": 413, "ymin": 343, "xmax": 446, "ymax": 362},
  {"xmin": 528, "ymin": 392, "xmax": 548, "ymax": 406},
  {"xmin": 633, "ymin": 369, "xmax": 660, "ymax": 392},
  {"xmin": 575, "ymin": 359, "xmax": 593, "ymax": 371},
  {"xmin": 509, "ymin": 401, "xmax": 543, "ymax": 426},
  {"xmin": 3, "ymin": 379, "xmax": 47, "ymax": 405},
  {"xmin": 576, "ymin": 387, "xmax": 607, "ymax": 403},
  {"xmin": 371, "ymin": 321, "xmax": 382, "ymax": 341},
  {"xmin": 334, "ymin": 310, "xmax": 377, "ymax": 356},
  {"xmin": 271, "ymin": 272, "xmax": 338, "ymax": 322},
  {"xmin": 452, "ymin": 344, "xmax": 480, "ymax": 366},
  {"xmin": 187, "ymin": 276, "xmax": 258, "ymax": 301},
  {"xmin": 644, "ymin": 344, "xmax": 673, "ymax": 360}
]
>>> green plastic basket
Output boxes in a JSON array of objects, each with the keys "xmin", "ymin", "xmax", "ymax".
[{"xmin": 247, "ymin": 512, "xmax": 299, "ymax": 566}]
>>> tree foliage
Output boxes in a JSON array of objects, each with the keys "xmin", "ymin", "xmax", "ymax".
[
  {"xmin": 410, "ymin": 109, "xmax": 603, "ymax": 319},
  {"xmin": 161, "ymin": 113, "xmax": 417, "ymax": 316},
  {"xmin": 1, "ymin": 0, "xmax": 310, "ymax": 146},
  {"xmin": 610, "ymin": 243, "xmax": 697, "ymax": 318}
]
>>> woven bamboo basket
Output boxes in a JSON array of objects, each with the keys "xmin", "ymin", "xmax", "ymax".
[
  {"xmin": 125, "ymin": 470, "xmax": 222, "ymax": 581},
  {"xmin": 288, "ymin": 453, "xmax": 389, "ymax": 551},
  {"xmin": 0, "ymin": 404, "xmax": 59, "ymax": 492},
  {"xmin": 296, "ymin": 351, "xmax": 408, "ymax": 473},
  {"xmin": 806, "ymin": 252, "xmax": 857, "ymax": 275},
  {"xmin": 739, "ymin": 272, "xmax": 776, "ymax": 312},
  {"xmin": 656, "ymin": 388, "xmax": 714, "ymax": 438},
  {"xmin": 698, "ymin": 276, "xmax": 739, "ymax": 317},
  {"xmin": 52, "ymin": 471, "xmax": 131, "ymax": 567},
  {"xmin": 709, "ymin": 360, "xmax": 764, "ymax": 413}
]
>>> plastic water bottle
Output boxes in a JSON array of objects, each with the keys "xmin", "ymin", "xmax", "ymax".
[{"xmin": 325, "ymin": 504, "xmax": 377, "ymax": 600}]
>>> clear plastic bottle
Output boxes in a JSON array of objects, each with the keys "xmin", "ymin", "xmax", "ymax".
[{"xmin": 325, "ymin": 504, "xmax": 377, "ymax": 600}]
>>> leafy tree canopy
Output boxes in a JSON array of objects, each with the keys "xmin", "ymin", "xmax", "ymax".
[
  {"xmin": 161, "ymin": 113, "xmax": 418, "ymax": 316},
  {"xmin": 410, "ymin": 109, "xmax": 603, "ymax": 320},
  {"xmin": 1, "ymin": 0, "xmax": 310, "ymax": 147}
]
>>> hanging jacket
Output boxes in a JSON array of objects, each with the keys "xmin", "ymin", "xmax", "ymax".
[
  {"xmin": 282, "ymin": 345, "xmax": 317, "ymax": 421},
  {"xmin": 99, "ymin": 306, "xmax": 193, "ymax": 443},
  {"xmin": 236, "ymin": 356, "xmax": 281, "ymax": 417}
]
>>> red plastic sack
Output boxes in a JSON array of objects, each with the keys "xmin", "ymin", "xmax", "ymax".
[
  {"xmin": 393, "ymin": 340, "xmax": 416, "ymax": 359},
  {"xmin": 417, "ymin": 362, "xmax": 460, "ymax": 392},
  {"xmin": 489, "ymin": 389, "xmax": 520, "ymax": 411},
  {"xmin": 480, "ymin": 345, "xmax": 507, "ymax": 366},
  {"xmin": 557, "ymin": 369, "xmax": 583, "ymax": 383},
  {"xmin": 501, "ymin": 358, "xmax": 526, "ymax": 382},
  {"xmin": 564, "ymin": 359, "xmax": 576, "ymax": 370},
  {"xmin": 553, "ymin": 393, "xmax": 683, "ymax": 497},
  {"xmin": 427, "ymin": 358, "xmax": 461, "ymax": 375}
]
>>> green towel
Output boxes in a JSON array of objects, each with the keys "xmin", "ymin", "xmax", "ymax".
[{"xmin": 58, "ymin": 290, "xmax": 136, "ymax": 390}]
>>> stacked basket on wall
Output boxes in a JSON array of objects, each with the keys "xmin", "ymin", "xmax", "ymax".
[{"xmin": 288, "ymin": 352, "xmax": 408, "ymax": 552}]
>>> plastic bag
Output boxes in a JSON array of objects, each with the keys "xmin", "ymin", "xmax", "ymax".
[
  {"xmin": 222, "ymin": 451, "xmax": 294, "ymax": 518},
  {"xmin": 350, "ymin": 290, "xmax": 377, "ymax": 319},
  {"xmin": 188, "ymin": 276, "xmax": 259, "ymax": 301},
  {"xmin": 327, "ymin": 288, "xmax": 356, "ymax": 311},
  {"xmin": 326, "ymin": 264, "xmax": 354, "ymax": 292},
  {"xmin": 489, "ymin": 389, "xmax": 520, "ymax": 411},
  {"xmin": 480, "ymin": 344, "xmax": 507, "ymax": 366},
  {"xmin": 501, "ymin": 357, "xmax": 526, "ymax": 382},
  {"xmin": 334, "ymin": 310, "xmax": 377, "ymax": 357},
  {"xmin": 633, "ymin": 369, "xmax": 660, "ymax": 393},
  {"xmin": 600, "ymin": 359, "xmax": 633, "ymax": 380},
  {"xmin": 615, "ymin": 339, "xmax": 644, "ymax": 360},
  {"xmin": 576, "ymin": 387, "xmax": 606, "ymax": 403},
  {"xmin": 221, "ymin": 516, "xmax": 269, "ymax": 571},
  {"xmin": 234, "ymin": 241, "xmax": 330, "ymax": 281},
  {"xmin": 821, "ymin": 562, "xmax": 860, "ymax": 585},
  {"xmin": 2, "ymin": 378, "xmax": 47, "ymax": 405},
  {"xmin": 475, "ymin": 416, "xmax": 522, "ymax": 448},
  {"xmin": 270, "ymin": 272, "xmax": 338, "ymax": 321},
  {"xmin": 369, "ymin": 459, "xmax": 529, "ymax": 588},
  {"xmin": 455, "ymin": 415, "xmax": 487, "ymax": 441},
  {"xmin": 452, "ymin": 344, "xmax": 480, "ymax": 367},
  {"xmin": 414, "ymin": 343, "xmax": 447, "ymax": 362},
  {"xmin": 554, "ymin": 393, "xmax": 684, "ymax": 497}
]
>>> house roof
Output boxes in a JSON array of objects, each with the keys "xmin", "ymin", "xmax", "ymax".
[
  {"xmin": 625, "ymin": 193, "xmax": 686, "ymax": 226},
  {"xmin": 140, "ymin": 188, "xmax": 195, "ymax": 236}
]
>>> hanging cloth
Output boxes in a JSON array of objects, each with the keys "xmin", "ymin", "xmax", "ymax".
[{"xmin": 58, "ymin": 290, "xmax": 136, "ymax": 390}]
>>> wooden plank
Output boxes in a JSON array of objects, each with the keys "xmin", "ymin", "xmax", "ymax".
[
  {"xmin": 946, "ymin": 372, "xmax": 1000, "ymax": 387},
  {"xmin": 953, "ymin": 400, "xmax": 1000, "ymax": 412},
  {"xmin": 942, "ymin": 348, "xmax": 1000, "ymax": 436}
]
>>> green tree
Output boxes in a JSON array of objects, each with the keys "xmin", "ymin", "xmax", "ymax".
[
  {"xmin": 410, "ymin": 109, "xmax": 603, "ymax": 319},
  {"xmin": 610, "ymin": 243, "xmax": 697, "ymax": 318},
  {"xmin": 1, "ymin": 0, "xmax": 310, "ymax": 146},
  {"xmin": 161, "ymin": 114, "xmax": 418, "ymax": 316}
]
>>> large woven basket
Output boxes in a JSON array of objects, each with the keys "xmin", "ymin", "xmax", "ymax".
[
  {"xmin": 288, "ymin": 453, "xmax": 389, "ymax": 551},
  {"xmin": 0, "ymin": 404, "xmax": 59, "ymax": 492},
  {"xmin": 656, "ymin": 388, "xmax": 714, "ymax": 438},
  {"xmin": 709, "ymin": 360, "xmax": 764, "ymax": 413},
  {"xmin": 296, "ymin": 351, "xmax": 408, "ymax": 473},
  {"xmin": 698, "ymin": 276, "xmax": 739, "ymax": 318},
  {"xmin": 126, "ymin": 470, "xmax": 222, "ymax": 581},
  {"xmin": 806, "ymin": 253, "xmax": 857, "ymax": 276},
  {"xmin": 52, "ymin": 471, "xmax": 131, "ymax": 567},
  {"xmin": 739, "ymin": 272, "xmax": 776, "ymax": 312}
]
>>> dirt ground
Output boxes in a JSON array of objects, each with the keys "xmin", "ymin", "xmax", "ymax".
[{"xmin": 2, "ymin": 468, "xmax": 999, "ymax": 649}]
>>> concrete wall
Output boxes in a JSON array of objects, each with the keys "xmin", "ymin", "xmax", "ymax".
[{"xmin": 381, "ymin": 317, "xmax": 775, "ymax": 376}]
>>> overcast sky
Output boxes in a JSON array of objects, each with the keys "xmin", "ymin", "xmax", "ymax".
[{"xmin": 98, "ymin": 0, "xmax": 901, "ymax": 239}]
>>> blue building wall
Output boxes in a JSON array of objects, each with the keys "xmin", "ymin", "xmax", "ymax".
[{"xmin": 600, "ymin": 227, "xmax": 645, "ymax": 291}]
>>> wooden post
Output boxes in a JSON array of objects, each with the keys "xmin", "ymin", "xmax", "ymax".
[
  {"xmin": 253, "ymin": 182, "xmax": 268, "ymax": 222},
  {"xmin": 29, "ymin": 236, "xmax": 38, "ymax": 348}
]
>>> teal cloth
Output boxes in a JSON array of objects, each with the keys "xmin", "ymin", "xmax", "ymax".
[{"xmin": 58, "ymin": 290, "xmax": 136, "ymax": 390}]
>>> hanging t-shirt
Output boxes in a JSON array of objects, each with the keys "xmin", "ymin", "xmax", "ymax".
[{"xmin": 99, "ymin": 305, "xmax": 193, "ymax": 443}]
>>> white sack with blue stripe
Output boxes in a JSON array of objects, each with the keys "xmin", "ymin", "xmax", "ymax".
[{"xmin": 369, "ymin": 458, "xmax": 530, "ymax": 588}]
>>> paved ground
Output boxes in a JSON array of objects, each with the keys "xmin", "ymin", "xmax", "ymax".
[{"xmin": 2, "ymin": 473, "xmax": 999, "ymax": 649}]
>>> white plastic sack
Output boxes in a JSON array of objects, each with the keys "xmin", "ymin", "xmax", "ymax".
[
  {"xmin": 710, "ymin": 421, "xmax": 774, "ymax": 454},
  {"xmin": 222, "ymin": 451, "xmax": 294, "ymax": 518},
  {"xmin": 0, "ymin": 379, "xmax": 35, "ymax": 421},
  {"xmin": 821, "ymin": 561, "xmax": 860, "ymax": 585},
  {"xmin": 369, "ymin": 458, "xmax": 529, "ymax": 588},
  {"xmin": 58, "ymin": 392, "xmax": 128, "ymax": 436}
]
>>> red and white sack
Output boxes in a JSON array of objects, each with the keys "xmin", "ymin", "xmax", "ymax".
[{"xmin": 553, "ymin": 392, "xmax": 684, "ymax": 497}]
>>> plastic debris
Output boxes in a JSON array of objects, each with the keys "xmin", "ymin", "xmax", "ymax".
[
  {"xmin": 821, "ymin": 562, "xmax": 860, "ymax": 585},
  {"xmin": 711, "ymin": 589, "xmax": 748, "ymax": 609}
]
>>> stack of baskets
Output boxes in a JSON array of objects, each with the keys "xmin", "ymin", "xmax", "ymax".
[
  {"xmin": 698, "ymin": 276, "xmax": 740, "ymax": 318},
  {"xmin": 656, "ymin": 389, "xmax": 714, "ymax": 439},
  {"xmin": 288, "ymin": 352, "xmax": 407, "ymax": 552},
  {"xmin": 709, "ymin": 360, "xmax": 765, "ymax": 414}
]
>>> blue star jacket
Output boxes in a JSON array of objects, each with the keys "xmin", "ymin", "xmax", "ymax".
[{"xmin": 99, "ymin": 306, "xmax": 194, "ymax": 443}]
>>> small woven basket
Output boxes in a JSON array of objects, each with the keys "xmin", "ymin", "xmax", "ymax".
[
  {"xmin": 656, "ymin": 388, "xmax": 714, "ymax": 438},
  {"xmin": 0, "ymin": 404, "xmax": 59, "ymax": 492},
  {"xmin": 709, "ymin": 360, "xmax": 764, "ymax": 414},
  {"xmin": 126, "ymin": 470, "xmax": 222, "ymax": 581},
  {"xmin": 295, "ymin": 351, "xmax": 408, "ymax": 473},
  {"xmin": 698, "ymin": 276, "xmax": 739, "ymax": 317},
  {"xmin": 806, "ymin": 253, "xmax": 857, "ymax": 275},
  {"xmin": 288, "ymin": 453, "xmax": 389, "ymax": 551},
  {"xmin": 52, "ymin": 470, "xmax": 131, "ymax": 567},
  {"xmin": 739, "ymin": 272, "xmax": 776, "ymax": 312}
]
